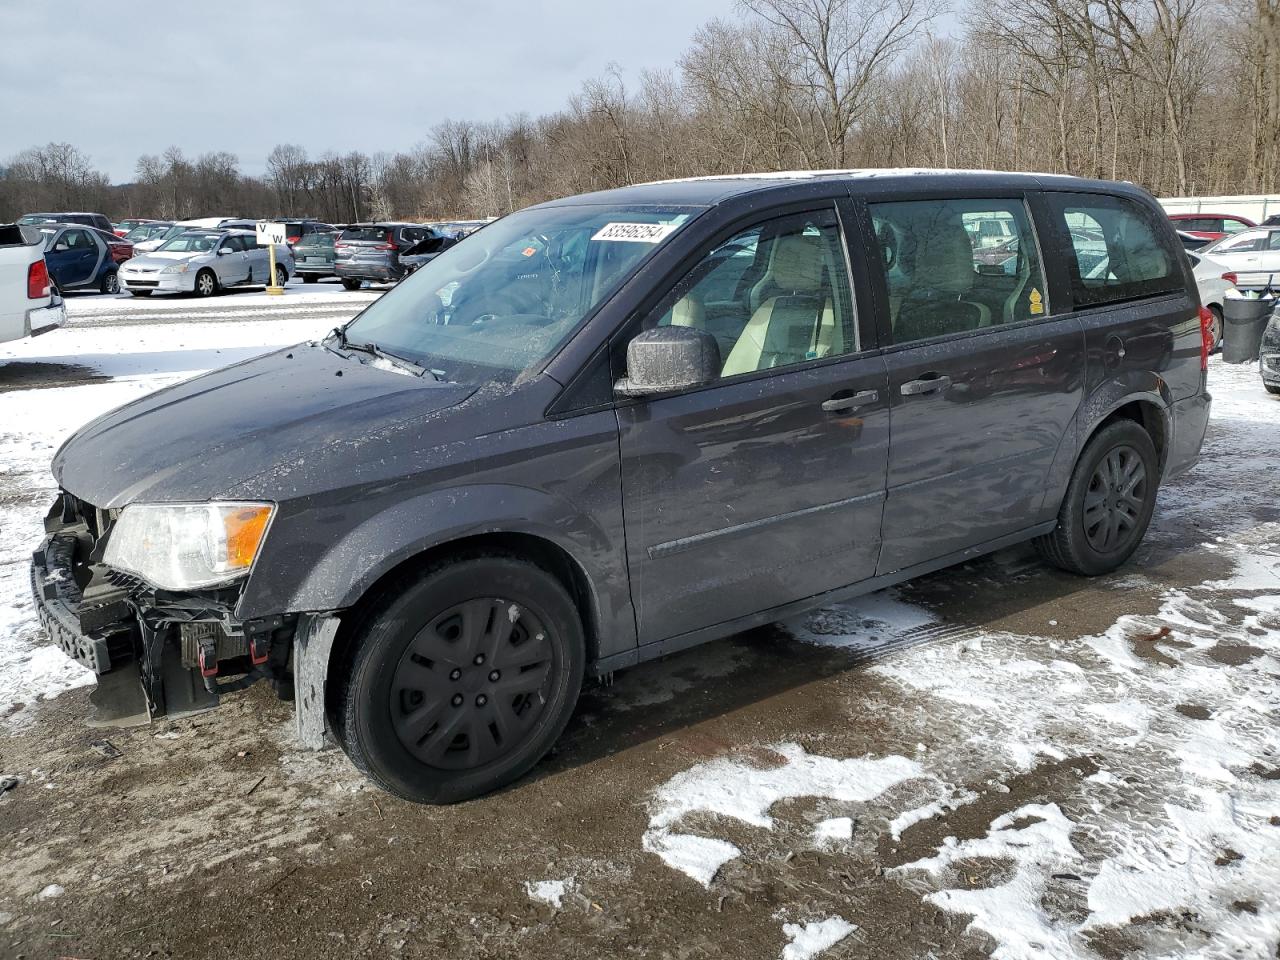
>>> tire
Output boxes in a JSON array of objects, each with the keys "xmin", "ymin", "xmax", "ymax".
[
  {"xmin": 341, "ymin": 279, "xmax": 363, "ymax": 291},
  {"xmin": 100, "ymin": 270, "xmax": 120, "ymax": 295},
  {"xmin": 1266, "ymin": 383, "xmax": 1280, "ymax": 396},
  {"xmin": 274, "ymin": 264, "xmax": 288, "ymax": 287},
  {"xmin": 303, "ymin": 274, "xmax": 319, "ymax": 284},
  {"xmin": 332, "ymin": 555, "xmax": 585, "ymax": 803},
  {"xmin": 1208, "ymin": 305, "xmax": 1223, "ymax": 351},
  {"xmin": 1036, "ymin": 420, "xmax": 1159, "ymax": 576},
  {"xmin": 129, "ymin": 289, "xmax": 152, "ymax": 297},
  {"xmin": 194, "ymin": 269, "xmax": 218, "ymax": 298}
]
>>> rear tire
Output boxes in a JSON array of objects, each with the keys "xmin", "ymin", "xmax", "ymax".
[
  {"xmin": 274, "ymin": 264, "xmax": 288, "ymax": 287},
  {"xmin": 194, "ymin": 269, "xmax": 218, "ymax": 298},
  {"xmin": 303, "ymin": 274, "xmax": 319, "ymax": 284},
  {"xmin": 331, "ymin": 555, "xmax": 585, "ymax": 804},
  {"xmin": 1036, "ymin": 420, "xmax": 1159, "ymax": 576},
  {"xmin": 100, "ymin": 270, "xmax": 119, "ymax": 295},
  {"xmin": 341, "ymin": 279, "xmax": 362, "ymax": 291}
]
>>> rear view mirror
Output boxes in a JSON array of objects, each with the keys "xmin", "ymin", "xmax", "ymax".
[{"xmin": 615, "ymin": 326, "xmax": 721, "ymax": 397}]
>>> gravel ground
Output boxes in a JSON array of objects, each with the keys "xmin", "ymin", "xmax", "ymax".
[{"xmin": 0, "ymin": 293, "xmax": 1277, "ymax": 960}]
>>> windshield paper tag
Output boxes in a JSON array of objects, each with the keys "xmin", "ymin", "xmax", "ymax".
[{"xmin": 591, "ymin": 222, "xmax": 679, "ymax": 243}]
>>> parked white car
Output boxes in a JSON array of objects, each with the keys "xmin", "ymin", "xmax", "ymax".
[
  {"xmin": 0, "ymin": 223, "xmax": 65, "ymax": 343},
  {"xmin": 1185, "ymin": 249, "xmax": 1240, "ymax": 348},
  {"xmin": 134, "ymin": 218, "xmax": 257, "ymax": 253},
  {"xmin": 118, "ymin": 229, "xmax": 292, "ymax": 298},
  {"xmin": 1196, "ymin": 227, "xmax": 1280, "ymax": 292}
]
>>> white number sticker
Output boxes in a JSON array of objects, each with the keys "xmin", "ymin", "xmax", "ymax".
[{"xmin": 591, "ymin": 222, "xmax": 679, "ymax": 243}]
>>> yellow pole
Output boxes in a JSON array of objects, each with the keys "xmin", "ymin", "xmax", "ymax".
[{"xmin": 267, "ymin": 232, "xmax": 283, "ymax": 296}]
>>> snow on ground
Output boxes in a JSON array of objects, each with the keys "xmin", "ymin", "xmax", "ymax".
[
  {"xmin": 778, "ymin": 916, "xmax": 857, "ymax": 959},
  {"xmin": 524, "ymin": 878, "xmax": 573, "ymax": 908},
  {"xmin": 639, "ymin": 359, "xmax": 1280, "ymax": 957}
]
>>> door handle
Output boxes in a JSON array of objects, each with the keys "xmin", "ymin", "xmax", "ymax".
[
  {"xmin": 821, "ymin": 389, "xmax": 879, "ymax": 412},
  {"xmin": 900, "ymin": 374, "xmax": 952, "ymax": 396}
]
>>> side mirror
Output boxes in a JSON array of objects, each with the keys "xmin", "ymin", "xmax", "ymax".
[
  {"xmin": 615, "ymin": 326, "xmax": 721, "ymax": 397},
  {"xmin": 217, "ymin": 247, "xmax": 234, "ymax": 255}
]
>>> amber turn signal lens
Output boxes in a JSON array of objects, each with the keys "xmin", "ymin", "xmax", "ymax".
[{"xmin": 224, "ymin": 505, "xmax": 273, "ymax": 570}]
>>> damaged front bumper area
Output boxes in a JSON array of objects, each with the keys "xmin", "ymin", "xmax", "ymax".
[{"xmin": 30, "ymin": 491, "xmax": 311, "ymax": 728}]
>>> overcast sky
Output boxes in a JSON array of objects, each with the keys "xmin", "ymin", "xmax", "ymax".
[{"xmin": 1, "ymin": 0, "xmax": 736, "ymax": 182}]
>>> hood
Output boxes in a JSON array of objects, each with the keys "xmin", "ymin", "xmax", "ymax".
[
  {"xmin": 53, "ymin": 343, "xmax": 475, "ymax": 507},
  {"xmin": 123, "ymin": 252, "xmax": 204, "ymax": 269}
]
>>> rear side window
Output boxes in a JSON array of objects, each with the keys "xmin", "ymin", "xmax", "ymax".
[
  {"xmin": 868, "ymin": 197, "xmax": 1047, "ymax": 345},
  {"xmin": 1048, "ymin": 193, "xmax": 1181, "ymax": 309}
]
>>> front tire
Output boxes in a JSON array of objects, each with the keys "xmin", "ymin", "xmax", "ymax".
[
  {"xmin": 1208, "ymin": 305, "xmax": 1224, "ymax": 351},
  {"xmin": 1036, "ymin": 420, "xmax": 1159, "ymax": 576},
  {"xmin": 332, "ymin": 556, "xmax": 585, "ymax": 803},
  {"xmin": 274, "ymin": 264, "xmax": 288, "ymax": 287},
  {"xmin": 194, "ymin": 269, "xmax": 218, "ymax": 298}
]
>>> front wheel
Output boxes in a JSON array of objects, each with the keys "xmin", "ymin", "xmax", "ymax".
[
  {"xmin": 341, "ymin": 278, "xmax": 362, "ymax": 291},
  {"xmin": 194, "ymin": 269, "xmax": 218, "ymax": 298},
  {"xmin": 274, "ymin": 264, "xmax": 288, "ymax": 287},
  {"xmin": 332, "ymin": 556, "xmax": 585, "ymax": 803},
  {"xmin": 1036, "ymin": 420, "xmax": 1159, "ymax": 576}
]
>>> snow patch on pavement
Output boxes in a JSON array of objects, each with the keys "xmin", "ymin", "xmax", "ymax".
[
  {"xmin": 524, "ymin": 878, "xmax": 573, "ymax": 908},
  {"xmin": 643, "ymin": 743, "xmax": 922, "ymax": 885},
  {"xmin": 779, "ymin": 916, "xmax": 857, "ymax": 959}
]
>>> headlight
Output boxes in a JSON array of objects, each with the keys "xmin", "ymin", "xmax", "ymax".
[
  {"xmin": 103, "ymin": 502, "xmax": 274, "ymax": 591},
  {"xmin": 161, "ymin": 261, "xmax": 190, "ymax": 274}
]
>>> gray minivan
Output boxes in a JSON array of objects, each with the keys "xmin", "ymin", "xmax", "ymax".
[{"xmin": 32, "ymin": 171, "xmax": 1212, "ymax": 803}]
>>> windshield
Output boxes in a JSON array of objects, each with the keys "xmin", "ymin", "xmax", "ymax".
[
  {"xmin": 158, "ymin": 232, "xmax": 219, "ymax": 253},
  {"xmin": 342, "ymin": 204, "xmax": 695, "ymax": 381}
]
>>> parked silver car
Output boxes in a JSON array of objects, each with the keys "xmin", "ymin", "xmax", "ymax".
[{"xmin": 118, "ymin": 229, "xmax": 292, "ymax": 298}]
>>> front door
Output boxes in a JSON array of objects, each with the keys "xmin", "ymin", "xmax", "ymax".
[
  {"xmin": 863, "ymin": 195, "xmax": 1086, "ymax": 574},
  {"xmin": 617, "ymin": 207, "xmax": 889, "ymax": 646}
]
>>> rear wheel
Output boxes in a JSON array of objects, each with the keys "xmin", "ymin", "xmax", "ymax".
[
  {"xmin": 332, "ymin": 555, "xmax": 585, "ymax": 803},
  {"xmin": 100, "ymin": 270, "xmax": 119, "ymax": 295},
  {"xmin": 303, "ymin": 274, "xmax": 319, "ymax": 284},
  {"xmin": 194, "ymin": 269, "xmax": 218, "ymax": 298},
  {"xmin": 274, "ymin": 264, "xmax": 288, "ymax": 287},
  {"xmin": 341, "ymin": 279, "xmax": 362, "ymax": 291},
  {"xmin": 1036, "ymin": 420, "xmax": 1159, "ymax": 576}
]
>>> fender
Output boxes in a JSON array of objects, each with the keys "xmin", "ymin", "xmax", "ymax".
[
  {"xmin": 237, "ymin": 482, "xmax": 637, "ymax": 659},
  {"xmin": 1038, "ymin": 370, "xmax": 1173, "ymax": 518}
]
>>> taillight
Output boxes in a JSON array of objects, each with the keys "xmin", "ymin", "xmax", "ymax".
[
  {"xmin": 27, "ymin": 259, "xmax": 50, "ymax": 299},
  {"xmin": 287, "ymin": 235, "xmax": 301, "ymax": 244},
  {"xmin": 1222, "ymin": 272, "xmax": 1238, "ymax": 285},
  {"xmin": 1198, "ymin": 306, "xmax": 1213, "ymax": 370}
]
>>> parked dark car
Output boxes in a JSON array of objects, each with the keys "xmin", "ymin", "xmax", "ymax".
[
  {"xmin": 1261, "ymin": 309, "xmax": 1280, "ymax": 395},
  {"xmin": 36, "ymin": 222, "xmax": 120, "ymax": 294},
  {"xmin": 333, "ymin": 223, "xmax": 453, "ymax": 289},
  {"xmin": 292, "ymin": 230, "xmax": 337, "ymax": 282},
  {"xmin": 18, "ymin": 211, "xmax": 114, "ymax": 234},
  {"xmin": 32, "ymin": 171, "xmax": 1211, "ymax": 804}
]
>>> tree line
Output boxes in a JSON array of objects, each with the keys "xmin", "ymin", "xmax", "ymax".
[{"xmin": 2, "ymin": 0, "xmax": 1277, "ymax": 225}]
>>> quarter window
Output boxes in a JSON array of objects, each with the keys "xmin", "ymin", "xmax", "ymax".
[
  {"xmin": 1048, "ymin": 193, "xmax": 1181, "ymax": 308},
  {"xmin": 868, "ymin": 198, "xmax": 1047, "ymax": 345},
  {"xmin": 643, "ymin": 210, "xmax": 858, "ymax": 379}
]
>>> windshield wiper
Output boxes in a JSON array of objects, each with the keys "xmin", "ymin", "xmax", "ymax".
[{"xmin": 329, "ymin": 327, "xmax": 443, "ymax": 380}]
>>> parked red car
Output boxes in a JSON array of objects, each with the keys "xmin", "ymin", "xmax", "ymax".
[
  {"xmin": 1166, "ymin": 213, "xmax": 1256, "ymax": 242},
  {"xmin": 89, "ymin": 226, "xmax": 134, "ymax": 264}
]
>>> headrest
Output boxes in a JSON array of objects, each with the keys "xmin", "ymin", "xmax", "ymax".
[
  {"xmin": 770, "ymin": 232, "xmax": 824, "ymax": 293},
  {"xmin": 910, "ymin": 219, "xmax": 975, "ymax": 295}
]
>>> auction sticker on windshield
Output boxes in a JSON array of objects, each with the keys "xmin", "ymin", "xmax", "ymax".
[{"xmin": 591, "ymin": 222, "xmax": 680, "ymax": 243}]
